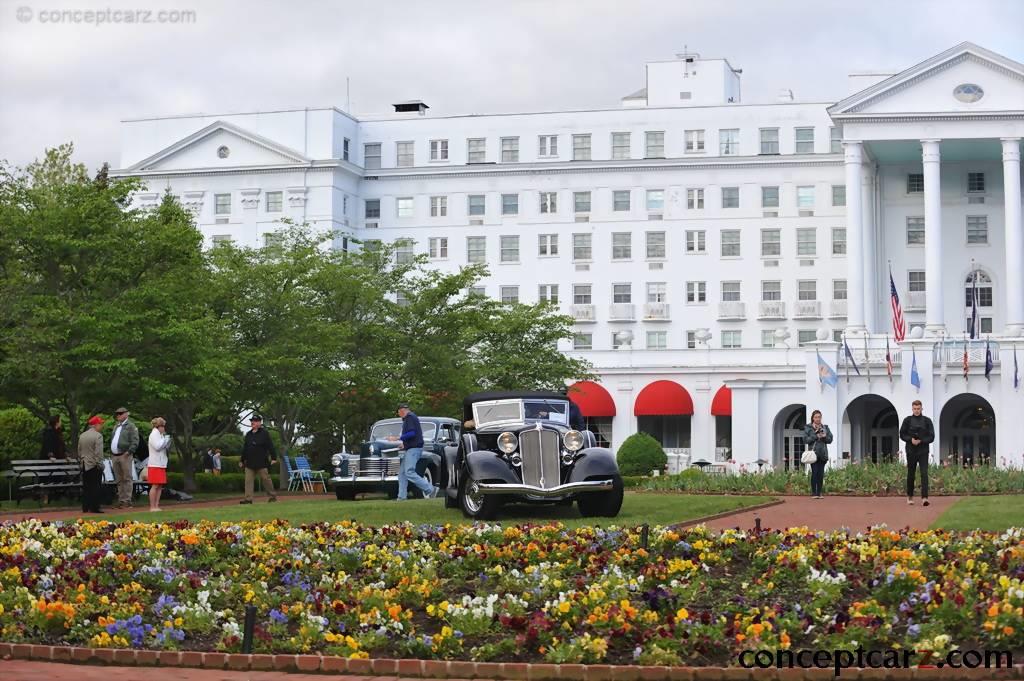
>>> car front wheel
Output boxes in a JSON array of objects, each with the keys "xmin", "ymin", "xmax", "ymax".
[
  {"xmin": 335, "ymin": 486, "xmax": 356, "ymax": 501},
  {"xmin": 577, "ymin": 475, "xmax": 624, "ymax": 518},
  {"xmin": 412, "ymin": 464, "xmax": 435, "ymax": 499},
  {"xmin": 458, "ymin": 467, "xmax": 502, "ymax": 520}
]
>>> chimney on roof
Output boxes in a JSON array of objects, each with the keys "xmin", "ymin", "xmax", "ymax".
[
  {"xmin": 776, "ymin": 88, "xmax": 794, "ymax": 102},
  {"xmin": 393, "ymin": 100, "xmax": 429, "ymax": 115}
]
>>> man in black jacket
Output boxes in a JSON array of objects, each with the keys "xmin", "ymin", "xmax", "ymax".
[
  {"xmin": 899, "ymin": 399, "xmax": 934, "ymax": 507},
  {"xmin": 240, "ymin": 415, "xmax": 278, "ymax": 504}
]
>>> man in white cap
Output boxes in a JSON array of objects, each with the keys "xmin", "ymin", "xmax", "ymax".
[{"xmin": 110, "ymin": 407, "xmax": 140, "ymax": 508}]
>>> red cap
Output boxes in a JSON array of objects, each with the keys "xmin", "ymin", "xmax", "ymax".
[{"xmin": 87, "ymin": 416, "xmax": 104, "ymax": 426}]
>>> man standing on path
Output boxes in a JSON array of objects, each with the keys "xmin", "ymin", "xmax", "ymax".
[
  {"xmin": 110, "ymin": 407, "xmax": 140, "ymax": 508},
  {"xmin": 389, "ymin": 403, "xmax": 435, "ymax": 500},
  {"xmin": 240, "ymin": 415, "xmax": 277, "ymax": 504},
  {"xmin": 78, "ymin": 416, "xmax": 106, "ymax": 514},
  {"xmin": 899, "ymin": 399, "xmax": 934, "ymax": 507}
]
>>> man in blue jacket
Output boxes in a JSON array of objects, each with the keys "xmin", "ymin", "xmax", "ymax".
[{"xmin": 391, "ymin": 403, "xmax": 435, "ymax": 500}]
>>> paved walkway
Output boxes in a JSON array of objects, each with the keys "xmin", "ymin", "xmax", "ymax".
[{"xmin": 0, "ymin": 660, "xmax": 422, "ymax": 680}]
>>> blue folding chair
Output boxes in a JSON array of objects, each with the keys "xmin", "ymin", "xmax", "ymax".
[
  {"xmin": 282, "ymin": 455, "xmax": 304, "ymax": 492},
  {"xmin": 294, "ymin": 456, "xmax": 327, "ymax": 493}
]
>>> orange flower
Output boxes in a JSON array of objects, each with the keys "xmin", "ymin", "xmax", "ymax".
[
  {"xmin": 1003, "ymin": 626, "xmax": 1015, "ymax": 636},
  {"xmin": 988, "ymin": 603, "xmax": 1000, "ymax": 617}
]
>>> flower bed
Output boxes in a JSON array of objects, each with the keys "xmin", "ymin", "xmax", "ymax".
[
  {"xmin": 642, "ymin": 463, "xmax": 1024, "ymax": 495},
  {"xmin": 1, "ymin": 519, "xmax": 1023, "ymax": 666}
]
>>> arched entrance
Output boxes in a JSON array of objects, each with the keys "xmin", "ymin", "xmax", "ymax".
[
  {"xmin": 772, "ymin": 404, "xmax": 805, "ymax": 472},
  {"xmin": 635, "ymin": 380, "xmax": 693, "ymax": 449},
  {"xmin": 964, "ymin": 270, "xmax": 994, "ymax": 336},
  {"xmin": 842, "ymin": 395, "xmax": 899, "ymax": 464},
  {"xmin": 711, "ymin": 386, "xmax": 732, "ymax": 462},
  {"xmin": 940, "ymin": 393, "xmax": 996, "ymax": 466}
]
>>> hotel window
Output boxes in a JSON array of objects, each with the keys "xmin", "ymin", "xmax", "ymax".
[
  {"xmin": 538, "ymin": 135, "xmax": 558, "ymax": 158},
  {"xmin": 612, "ymin": 283, "xmax": 632, "ymax": 304},
  {"xmin": 647, "ymin": 331, "xmax": 668, "ymax": 350},
  {"xmin": 500, "ymin": 137, "xmax": 519, "ymax": 162},
  {"xmin": 540, "ymin": 192, "xmax": 558, "ymax": 214},
  {"xmin": 645, "ymin": 131, "xmax": 665, "ymax": 158},
  {"xmin": 429, "ymin": 139, "xmax": 448, "ymax": 161},
  {"xmin": 467, "ymin": 138, "xmax": 486, "ymax": 163},
  {"xmin": 832, "ymin": 185, "xmax": 846, "ymax": 206},
  {"xmin": 365, "ymin": 199, "xmax": 380, "ymax": 219},
  {"xmin": 721, "ymin": 331, "xmax": 742, "ymax": 349},
  {"xmin": 685, "ymin": 129, "xmax": 705, "ymax": 153},
  {"xmin": 762, "ymin": 280, "xmax": 781, "ymax": 301},
  {"xmin": 343, "ymin": 138, "xmax": 350, "ymax": 161},
  {"xmin": 364, "ymin": 143, "xmax": 381, "ymax": 169},
  {"xmin": 965, "ymin": 275, "xmax": 993, "ymax": 308},
  {"xmin": 830, "ymin": 127, "xmax": 842, "ymax": 153},
  {"xmin": 430, "ymin": 196, "xmax": 447, "ymax": 217},
  {"xmin": 265, "ymin": 191, "xmax": 282, "ymax": 212},
  {"xmin": 647, "ymin": 282, "xmax": 667, "ymax": 303},
  {"xmin": 395, "ymin": 239, "xmax": 415, "ymax": 264},
  {"xmin": 762, "ymin": 186, "xmax": 779, "ymax": 208},
  {"xmin": 798, "ymin": 280, "xmax": 817, "ymax": 301},
  {"xmin": 428, "ymin": 237, "xmax": 448, "ymax": 259},
  {"xmin": 798, "ymin": 330, "xmax": 817, "ymax": 346},
  {"xmin": 572, "ymin": 134, "xmax": 592, "ymax": 161},
  {"xmin": 613, "ymin": 190, "xmax": 631, "ymax": 211},
  {"xmin": 686, "ymin": 188, "xmax": 704, "ymax": 209},
  {"xmin": 907, "ymin": 173, "xmax": 924, "ymax": 193},
  {"xmin": 611, "ymin": 232, "xmax": 631, "ymax": 260},
  {"xmin": 686, "ymin": 281, "xmax": 706, "ymax": 304},
  {"xmin": 832, "ymin": 227, "xmax": 846, "ymax": 255},
  {"xmin": 395, "ymin": 291, "xmax": 410, "ymax": 307},
  {"xmin": 396, "ymin": 141, "xmax": 414, "ymax": 167},
  {"xmin": 215, "ymin": 193, "xmax": 231, "ymax": 215},
  {"xmin": 574, "ymin": 191, "xmax": 592, "ymax": 213},
  {"xmin": 538, "ymin": 234, "xmax": 559, "ymax": 256},
  {"xmin": 538, "ymin": 284, "xmax": 559, "ymax": 304},
  {"xmin": 761, "ymin": 229, "xmax": 781, "ymax": 256},
  {"xmin": 794, "ymin": 127, "xmax": 815, "ymax": 154},
  {"xmin": 908, "ymin": 271, "xmax": 926, "ymax": 292},
  {"xmin": 573, "ymin": 333, "xmax": 593, "ymax": 350},
  {"xmin": 611, "ymin": 132, "xmax": 631, "ymax": 159},
  {"xmin": 686, "ymin": 331, "xmax": 697, "ymax": 349},
  {"xmin": 796, "ymin": 228, "xmax": 816, "ymax": 256},
  {"xmin": 721, "ymin": 281, "xmax": 741, "ymax": 302},
  {"xmin": 833, "ymin": 330, "xmax": 844, "ymax": 342},
  {"xmin": 967, "ymin": 215, "xmax": 988, "ymax": 244},
  {"xmin": 574, "ymin": 284, "xmax": 592, "ymax": 304},
  {"xmin": 646, "ymin": 189, "xmax": 664, "ymax": 211},
  {"xmin": 500, "ymin": 235, "xmax": 520, "ymax": 263},
  {"xmin": 906, "ymin": 217, "xmax": 925, "ymax": 245},
  {"xmin": 212, "ymin": 235, "xmax": 232, "ymax": 245},
  {"xmin": 721, "ymin": 186, "xmax": 739, "ymax": 208},
  {"xmin": 721, "ymin": 230, "xmax": 740, "ymax": 257},
  {"xmin": 833, "ymin": 279, "xmax": 847, "ymax": 300},
  {"xmin": 797, "ymin": 185, "xmax": 815, "ymax": 208},
  {"xmin": 686, "ymin": 230, "xmax": 706, "ymax": 254},
  {"xmin": 573, "ymin": 233, "xmax": 592, "ymax": 261},
  {"xmin": 501, "ymin": 193, "xmax": 518, "ymax": 216},
  {"xmin": 646, "ymin": 231, "xmax": 666, "ymax": 259},
  {"xmin": 611, "ymin": 332, "xmax": 628, "ymax": 350},
  {"xmin": 500, "ymin": 286, "xmax": 519, "ymax": 304},
  {"xmin": 762, "ymin": 330, "xmax": 777, "ymax": 348},
  {"xmin": 467, "ymin": 194, "xmax": 485, "ymax": 216},
  {"xmin": 466, "ymin": 236, "xmax": 486, "ymax": 264},
  {"xmin": 363, "ymin": 239, "xmax": 381, "ymax": 252},
  {"xmin": 719, "ymin": 129, "xmax": 739, "ymax": 155},
  {"xmin": 968, "ymin": 172, "xmax": 985, "ymax": 193},
  {"xmin": 396, "ymin": 197, "xmax": 414, "ymax": 218},
  {"xmin": 759, "ymin": 128, "xmax": 780, "ymax": 155}
]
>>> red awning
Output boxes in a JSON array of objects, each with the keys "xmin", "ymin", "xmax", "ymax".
[
  {"xmin": 711, "ymin": 385, "xmax": 732, "ymax": 416},
  {"xmin": 568, "ymin": 381, "xmax": 616, "ymax": 417},
  {"xmin": 634, "ymin": 380, "xmax": 694, "ymax": 416}
]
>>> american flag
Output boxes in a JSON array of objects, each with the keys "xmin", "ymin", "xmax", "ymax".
[
  {"xmin": 885, "ymin": 337, "xmax": 893, "ymax": 380},
  {"xmin": 889, "ymin": 268, "xmax": 906, "ymax": 342},
  {"xmin": 963, "ymin": 337, "xmax": 970, "ymax": 380}
]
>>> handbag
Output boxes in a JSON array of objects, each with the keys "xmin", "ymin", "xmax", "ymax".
[{"xmin": 800, "ymin": 449, "xmax": 817, "ymax": 464}]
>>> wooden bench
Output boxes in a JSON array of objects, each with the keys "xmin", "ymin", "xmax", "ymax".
[{"xmin": 9, "ymin": 459, "xmax": 82, "ymax": 505}]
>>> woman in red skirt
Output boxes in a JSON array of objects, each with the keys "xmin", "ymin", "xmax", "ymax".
[{"xmin": 147, "ymin": 417, "xmax": 173, "ymax": 511}]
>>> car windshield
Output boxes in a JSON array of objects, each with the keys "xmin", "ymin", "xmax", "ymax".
[
  {"xmin": 370, "ymin": 421, "xmax": 437, "ymax": 441},
  {"xmin": 473, "ymin": 400, "xmax": 524, "ymax": 427},
  {"xmin": 523, "ymin": 400, "xmax": 569, "ymax": 425}
]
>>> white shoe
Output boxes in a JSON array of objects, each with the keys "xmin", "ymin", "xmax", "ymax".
[{"xmin": 907, "ymin": 499, "xmax": 914, "ymax": 505}]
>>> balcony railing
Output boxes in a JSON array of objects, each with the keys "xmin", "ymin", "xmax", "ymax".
[
  {"xmin": 934, "ymin": 339, "xmax": 999, "ymax": 367},
  {"xmin": 905, "ymin": 291, "xmax": 926, "ymax": 311},
  {"xmin": 643, "ymin": 302, "xmax": 670, "ymax": 321},
  {"xmin": 794, "ymin": 300, "xmax": 822, "ymax": 319},
  {"xmin": 830, "ymin": 299, "xmax": 848, "ymax": 318},
  {"xmin": 718, "ymin": 301, "xmax": 746, "ymax": 320},
  {"xmin": 571, "ymin": 304, "xmax": 596, "ymax": 323},
  {"xmin": 837, "ymin": 336, "xmax": 903, "ymax": 368},
  {"xmin": 608, "ymin": 303, "xmax": 636, "ymax": 322},
  {"xmin": 758, "ymin": 301, "xmax": 787, "ymax": 320}
]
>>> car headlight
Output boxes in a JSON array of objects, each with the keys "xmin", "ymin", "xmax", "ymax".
[
  {"xmin": 331, "ymin": 454, "xmax": 342, "ymax": 466},
  {"xmin": 563, "ymin": 430, "xmax": 584, "ymax": 452},
  {"xmin": 497, "ymin": 432, "xmax": 518, "ymax": 454}
]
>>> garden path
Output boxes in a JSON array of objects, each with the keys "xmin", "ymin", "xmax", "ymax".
[{"xmin": 0, "ymin": 660, "xmax": 435, "ymax": 680}]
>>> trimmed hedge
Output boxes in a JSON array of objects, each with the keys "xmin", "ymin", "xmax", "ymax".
[
  {"xmin": 0, "ymin": 407, "xmax": 44, "ymax": 470},
  {"xmin": 616, "ymin": 432, "xmax": 667, "ymax": 476}
]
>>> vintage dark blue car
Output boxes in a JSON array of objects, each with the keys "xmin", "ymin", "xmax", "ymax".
[
  {"xmin": 329, "ymin": 416, "xmax": 461, "ymax": 500},
  {"xmin": 442, "ymin": 390, "xmax": 623, "ymax": 520}
]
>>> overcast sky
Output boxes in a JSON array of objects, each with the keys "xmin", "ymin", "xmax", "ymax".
[{"xmin": 1, "ymin": 0, "xmax": 1022, "ymax": 172}]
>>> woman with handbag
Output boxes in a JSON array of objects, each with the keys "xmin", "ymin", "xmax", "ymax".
[{"xmin": 802, "ymin": 410, "xmax": 833, "ymax": 499}]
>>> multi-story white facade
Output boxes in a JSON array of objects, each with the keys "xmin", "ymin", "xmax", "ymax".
[{"xmin": 113, "ymin": 42, "xmax": 1024, "ymax": 469}]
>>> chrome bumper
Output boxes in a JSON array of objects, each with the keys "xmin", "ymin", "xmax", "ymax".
[
  {"xmin": 476, "ymin": 479, "xmax": 613, "ymax": 497},
  {"xmin": 329, "ymin": 476, "xmax": 399, "ymax": 484}
]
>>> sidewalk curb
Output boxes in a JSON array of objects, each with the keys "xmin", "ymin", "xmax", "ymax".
[{"xmin": 669, "ymin": 498, "xmax": 786, "ymax": 529}]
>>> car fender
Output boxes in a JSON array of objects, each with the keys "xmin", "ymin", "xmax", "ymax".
[
  {"xmin": 568, "ymin": 448, "xmax": 619, "ymax": 482},
  {"xmin": 465, "ymin": 451, "xmax": 519, "ymax": 484}
]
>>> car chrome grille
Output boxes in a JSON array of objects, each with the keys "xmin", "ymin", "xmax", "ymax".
[
  {"xmin": 520, "ymin": 429, "xmax": 560, "ymax": 489},
  {"xmin": 345, "ymin": 455, "xmax": 400, "ymax": 477}
]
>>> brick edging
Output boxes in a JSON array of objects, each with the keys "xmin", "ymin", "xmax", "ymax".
[
  {"xmin": 6, "ymin": 644, "xmax": 1021, "ymax": 680},
  {"xmin": 669, "ymin": 498, "xmax": 787, "ymax": 530}
]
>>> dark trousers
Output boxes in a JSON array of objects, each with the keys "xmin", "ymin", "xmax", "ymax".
[
  {"xmin": 906, "ymin": 451, "xmax": 929, "ymax": 499},
  {"xmin": 809, "ymin": 460, "xmax": 826, "ymax": 496},
  {"xmin": 81, "ymin": 466, "xmax": 102, "ymax": 512}
]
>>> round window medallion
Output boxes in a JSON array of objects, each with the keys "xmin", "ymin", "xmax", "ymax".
[
  {"xmin": 217, "ymin": 145, "xmax": 230, "ymax": 158},
  {"xmin": 953, "ymin": 83, "xmax": 984, "ymax": 103}
]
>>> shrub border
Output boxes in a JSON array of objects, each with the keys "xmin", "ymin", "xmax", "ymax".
[{"xmin": 3, "ymin": 643, "xmax": 1023, "ymax": 679}]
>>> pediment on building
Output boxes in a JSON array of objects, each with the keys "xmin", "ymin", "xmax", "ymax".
[
  {"xmin": 829, "ymin": 42, "xmax": 1024, "ymax": 118},
  {"xmin": 127, "ymin": 120, "xmax": 310, "ymax": 171}
]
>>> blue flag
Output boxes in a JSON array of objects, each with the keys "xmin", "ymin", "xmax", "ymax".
[
  {"xmin": 985, "ymin": 339, "xmax": 993, "ymax": 381},
  {"xmin": 817, "ymin": 351, "xmax": 838, "ymax": 388},
  {"xmin": 1015, "ymin": 346, "xmax": 1020, "ymax": 390},
  {"xmin": 910, "ymin": 347, "xmax": 921, "ymax": 389}
]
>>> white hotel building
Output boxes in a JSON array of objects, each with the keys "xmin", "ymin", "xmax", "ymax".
[{"xmin": 113, "ymin": 42, "xmax": 1024, "ymax": 470}]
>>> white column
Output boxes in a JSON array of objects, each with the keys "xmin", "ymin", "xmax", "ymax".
[
  {"xmin": 1003, "ymin": 138, "xmax": 1023, "ymax": 336},
  {"xmin": 861, "ymin": 166, "xmax": 878, "ymax": 333},
  {"xmin": 922, "ymin": 140, "xmax": 945, "ymax": 335},
  {"xmin": 843, "ymin": 141, "xmax": 866, "ymax": 334},
  {"xmin": 691, "ymin": 382, "xmax": 716, "ymax": 462},
  {"xmin": 729, "ymin": 382, "xmax": 763, "ymax": 467}
]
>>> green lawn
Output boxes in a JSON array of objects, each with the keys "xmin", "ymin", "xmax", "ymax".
[
  {"xmin": 932, "ymin": 495, "xmax": 1024, "ymax": 532},
  {"xmin": 105, "ymin": 492, "xmax": 774, "ymax": 528}
]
